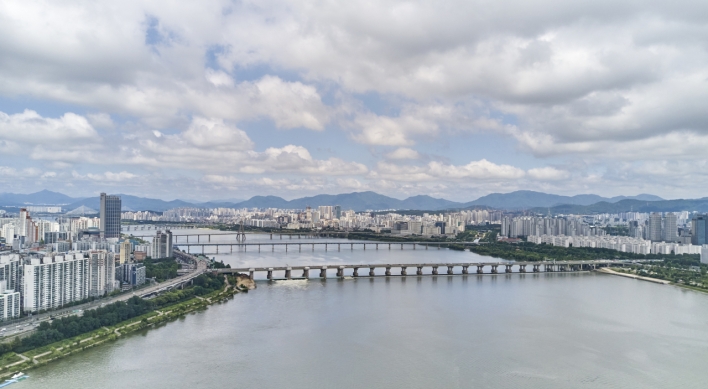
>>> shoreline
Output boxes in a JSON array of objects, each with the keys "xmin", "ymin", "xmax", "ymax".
[
  {"xmin": 597, "ymin": 267, "xmax": 671, "ymax": 284},
  {"xmin": 0, "ymin": 284, "xmax": 243, "ymax": 380}
]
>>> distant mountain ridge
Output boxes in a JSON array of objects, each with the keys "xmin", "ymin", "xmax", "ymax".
[
  {"xmin": 0, "ymin": 189, "xmax": 671, "ymax": 212},
  {"xmin": 533, "ymin": 198, "xmax": 708, "ymax": 215},
  {"xmin": 0, "ymin": 190, "xmax": 83, "ymax": 206},
  {"xmin": 464, "ymin": 190, "xmax": 664, "ymax": 210}
]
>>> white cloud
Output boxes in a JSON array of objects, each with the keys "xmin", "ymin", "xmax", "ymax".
[
  {"xmin": 527, "ymin": 167, "xmax": 570, "ymax": 181},
  {"xmin": 387, "ymin": 147, "xmax": 420, "ymax": 160},
  {"xmin": 0, "ymin": 110, "xmax": 97, "ymax": 144},
  {"xmin": 372, "ymin": 159, "xmax": 526, "ymax": 182},
  {"xmin": 182, "ymin": 117, "xmax": 253, "ymax": 150},
  {"xmin": 86, "ymin": 113, "xmax": 114, "ymax": 129}
]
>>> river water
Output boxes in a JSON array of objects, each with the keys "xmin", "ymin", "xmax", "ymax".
[{"xmin": 19, "ymin": 232, "xmax": 708, "ymax": 388}]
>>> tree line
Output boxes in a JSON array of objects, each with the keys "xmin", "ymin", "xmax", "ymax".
[{"xmin": 0, "ymin": 273, "xmax": 226, "ymax": 355}]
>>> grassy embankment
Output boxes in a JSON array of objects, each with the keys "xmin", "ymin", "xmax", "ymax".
[
  {"xmin": 0, "ymin": 273, "xmax": 251, "ymax": 379},
  {"xmin": 609, "ymin": 258, "xmax": 708, "ymax": 293}
]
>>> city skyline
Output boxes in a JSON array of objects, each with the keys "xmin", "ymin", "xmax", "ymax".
[{"xmin": 1, "ymin": 1, "xmax": 708, "ymax": 201}]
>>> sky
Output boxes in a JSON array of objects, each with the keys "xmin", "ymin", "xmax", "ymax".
[{"xmin": 1, "ymin": 0, "xmax": 707, "ymax": 202}]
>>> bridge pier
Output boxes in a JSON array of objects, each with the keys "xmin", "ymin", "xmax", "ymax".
[
  {"xmin": 400, "ymin": 244, "xmax": 403, "ymax": 250},
  {"xmin": 353, "ymin": 267, "xmax": 359, "ymax": 277},
  {"xmin": 312, "ymin": 243, "xmax": 315, "ymax": 251},
  {"xmin": 505, "ymin": 265, "xmax": 512, "ymax": 273},
  {"xmin": 267, "ymin": 268, "xmax": 273, "ymax": 280},
  {"xmin": 447, "ymin": 266, "xmax": 454, "ymax": 275},
  {"xmin": 413, "ymin": 243, "xmax": 416, "ymax": 250},
  {"xmin": 385, "ymin": 266, "xmax": 391, "ymax": 276},
  {"xmin": 338, "ymin": 244, "xmax": 340, "ymax": 251},
  {"xmin": 417, "ymin": 266, "xmax": 423, "ymax": 275},
  {"xmin": 376, "ymin": 244, "xmax": 378, "ymax": 250},
  {"xmin": 491, "ymin": 265, "xmax": 498, "ymax": 274},
  {"xmin": 369, "ymin": 267, "xmax": 376, "ymax": 276},
  {"xmin": 285, "ymin": 267, "xmax": 292, "ymax": 280},
  {"xmin": 337, "ymin": 266, "xmax": 345, "ymax": 278},
  {"xmin": 320, "ymin": 266, "xmax": 327, "ymax": 278},
  {"xmin": 432, "ymin": 266, "xmax": 439, "ymax": 275},
  {"xmin": 477, "ymin": 265, "xmax": 484, "ymax": 274},
  {"xmin": 401, "ymin": 266, "xmax": 407, "ymax": 276},
  {"xmin": 303, "ymin": 267, "xmax": 309, "ymax": 279},
  {"xmin": 519, "ymin": 264, "xmax": 526, "ymax": 273},
  {"xmin": 388, "ymin": 244, "xmax": 391, "ymax": 250},
  {"xmin": 462, "ymin": 265, "xmax": 469, "ymax": 274},
  {"xmin": 351, "ymin": 244, "xmax": 353, "ymax": 250},
  {"xmin": 363, "ymin": 244, "xmax": 366, "ymax": 250},
  {"xmin": 249, "ymin": 268, "xmax": 254, "ymax": 279},
  {"xmin": 533, "ymin": 264, "xmax": 539, "ymax": 272}
]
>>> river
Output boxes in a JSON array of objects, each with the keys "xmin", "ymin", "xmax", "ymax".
[{"xmin": 18, "ymin": 232, "xmax": 708, "ymax": 388}]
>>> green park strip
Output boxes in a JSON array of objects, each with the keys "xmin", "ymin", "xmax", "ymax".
[{"xmin": 0, "ymin": 273, "xmax": 250, "ymax": 379}]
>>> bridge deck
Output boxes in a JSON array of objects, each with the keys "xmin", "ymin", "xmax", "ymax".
[{"xmin": 218, "ymin": 260, "xmax": 625, "ymax": 273}]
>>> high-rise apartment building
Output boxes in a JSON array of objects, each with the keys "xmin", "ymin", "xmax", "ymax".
[
  {"xmin": 663, "ymin": 213, "xmax": 678, "ymax": 242},
  {"xmin": 119, "ymin": 239, "xmax": 132, "ymax": 264},
  {"xmin": 100, "ymin": 193, "xmax": 121, "ymax": 239},
  {"xmin": 647, "ymin": 213, "xmax": 663, "ymax": 242},
  {"xmin": 88, "ymin": 250, "xmax": 115, "ymax": 297},
  {"xmin": 334, "ymin": 205, "xmax": 341, "ymax": 219},
  {"xmin": 0, "ymin": 254, "xmax": 22, "ymax": 292},
  {"xmin": 692, "ymin": 215, "xmax": 708, "ymax": 245},
  {"xmin": 0, "ymin": 283, "xmax": 20, "ymax": 320},
  {"xmin": 152, "ymin": 230, "xmax": 173, "ymax": 259},
  {"xmin": 23, "ymin": 253, "xmax": 90, "ymax": 312}
]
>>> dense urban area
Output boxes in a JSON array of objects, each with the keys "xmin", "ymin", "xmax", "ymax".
[{"xmin": 0, "ymin": 196, "xmax": 706, "ymax": 318}]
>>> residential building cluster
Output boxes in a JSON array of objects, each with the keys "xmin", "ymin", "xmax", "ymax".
[
  {"xmin": 123, "ymin": 207, "xmax": 502, "ymax": 237},
  {"xmin": 501, "ymin": 212, "xmax": 708, "ymax": 243},
  {"xmin": 0, "ymin": 194, "xmax": 165, "ymax": 321}
]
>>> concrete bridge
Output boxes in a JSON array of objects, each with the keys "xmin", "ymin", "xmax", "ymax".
[
  {"xmin": 177, "ymin": 241, "xmax": 476, "ymax": 254},
  {"xmin": 124, "ymin": 231, "xmax": 353, "ymax": 242},
  {"xmin": 121, "ymin": 224, "xmax": 198, "ymax": 232},
  {"xmin": 216, "ymin": 260, "xmax": 625, "ymax": 280}
]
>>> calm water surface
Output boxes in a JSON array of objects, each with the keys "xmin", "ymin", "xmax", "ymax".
[{"xmin": 19, "ymin": 232, "xmax": 708, "ymax": 388}]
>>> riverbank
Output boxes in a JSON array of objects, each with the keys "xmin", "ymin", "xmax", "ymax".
[
  {"xmin": 598, "ymin": 267, "xmax": 671, "ymax": 284},
  {"xmin": 0, "ymin": 275, "xmax": 254, "ymax": 380}
]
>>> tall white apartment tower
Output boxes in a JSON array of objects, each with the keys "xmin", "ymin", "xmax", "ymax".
[
  {"xmin": 89, "ymin": 250, "xmax": 115, "ymax": 297},
  {"xmin": 152, "ymin": 230, "xmax": 173, "ymax": 259},
  {"xmin": 23, "ymin": 253, "xmax": 90, "ymax": 312}
]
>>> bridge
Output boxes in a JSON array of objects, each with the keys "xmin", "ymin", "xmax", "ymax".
[
  {"xmin": 123, "ymin": 231, "xmax": 352, "ymax": 242},
  {"xmin": 217, "ymin": 260, "xmax": 627, "ymax": 280},
  {"xmin": 121, "ymin": 224, "xmax": 197, "ymax": 232},
  {"xmin": 175, "ymin": 241, "xmax": 477, "ymax": 254}
]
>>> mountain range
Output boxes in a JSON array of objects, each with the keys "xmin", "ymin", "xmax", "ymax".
[{"xmin": 0, "ymin": 189, "xmax": 670, "ymax": 212}]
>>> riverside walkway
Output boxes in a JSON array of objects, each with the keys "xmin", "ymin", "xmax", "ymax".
[{"xmin": 217, "ymin": 260, "xmax": 628, "ymax": 280}]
